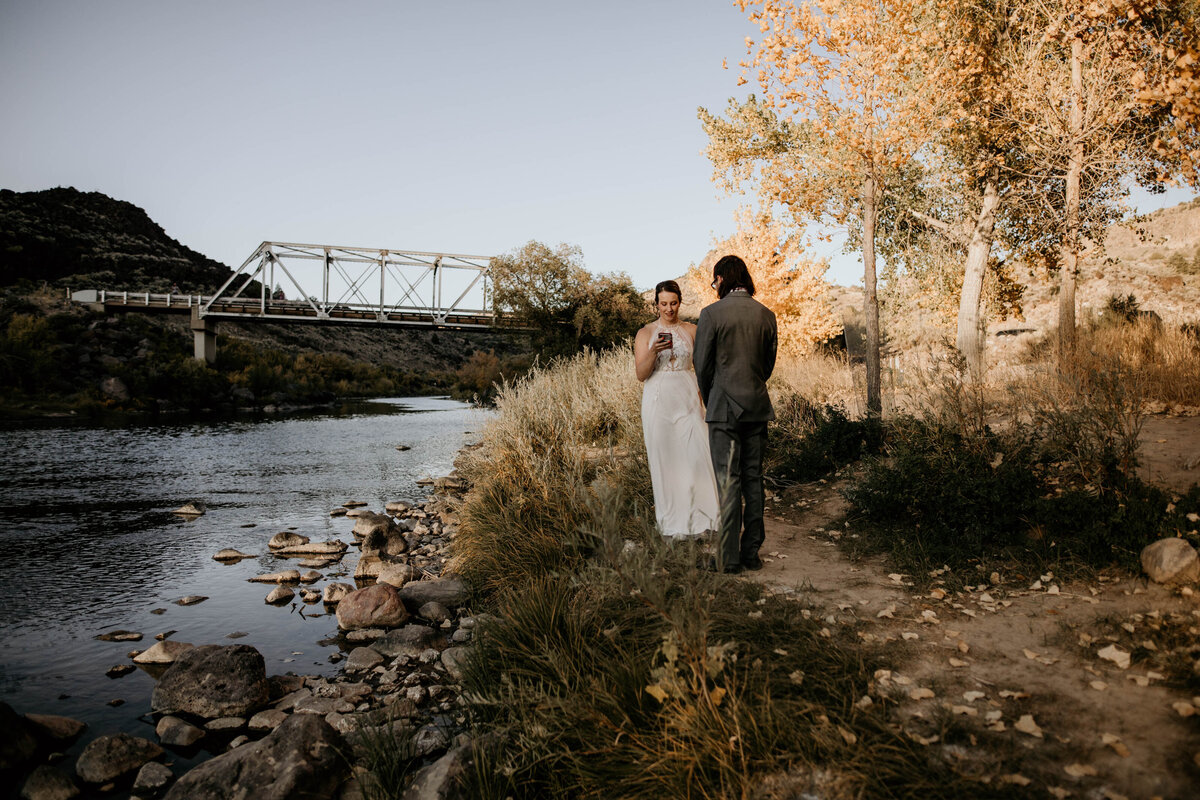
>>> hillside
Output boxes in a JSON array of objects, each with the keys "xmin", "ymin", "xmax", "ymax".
[
  {"xmin": 0, "ymin": 187, "xmax": 234, "ymax": 291},
  {"xmin": 811, "ymin": 198, "xmax": 1200, "ymax": 360}
]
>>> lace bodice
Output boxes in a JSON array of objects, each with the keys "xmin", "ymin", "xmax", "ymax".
[{"xmin": 648, "ymin": 323, "xmax": 694, "ymax": 373}]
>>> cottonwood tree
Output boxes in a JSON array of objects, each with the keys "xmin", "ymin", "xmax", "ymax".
[
  {"xmin": 704, "ymin": 0, "xmax": 952, "ymax": 413},
  {"xmin": 488, "ymin": 240, "xmax": 645, "ymax": 356},
  {"xmin": 684, "ymin": 207, "xmax": 843, "ymax": 355},
  {"xmin": 996, "ymin": 0, "xmax": 1200, "ymax": 362}
]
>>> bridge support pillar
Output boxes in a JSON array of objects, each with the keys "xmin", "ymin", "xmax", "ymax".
[{"xmin": 190, "ymin": 308, "xmax": 218, "ymax": 364}]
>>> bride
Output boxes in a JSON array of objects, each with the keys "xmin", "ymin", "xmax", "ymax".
[{"xmin": 635, "ymin": 280, "xmax": 719, "ymax": 538}]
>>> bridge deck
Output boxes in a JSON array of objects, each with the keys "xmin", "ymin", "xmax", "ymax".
[{"xmin": 70, "ymin": 290, "xmax": 527, "ymax": 330}]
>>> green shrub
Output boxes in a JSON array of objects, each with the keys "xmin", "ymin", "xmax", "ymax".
[
  {"xmin": 767, "ymin": 394, "xmax": 885, "ymax": 485},
  {"xmin": 844, "ymin": 411, "xmax": 1190, "ymax": 581}
]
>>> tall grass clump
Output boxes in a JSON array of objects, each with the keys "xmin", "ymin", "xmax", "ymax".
[
  {"xmin": 1078, "ymin": 315, "xmax": 1200, "ymax": 406},
  {"xmin": 451, "ymin": 347, "xmax": 651, "ymax": 595},
  {"xmin": 459, "ymin": 490, "xmax": 1028, "ymax": 800}
]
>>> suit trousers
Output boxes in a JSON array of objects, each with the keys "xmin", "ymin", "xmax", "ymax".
[{"xmin": 707, "ymin": 420, "xmax": 768, "ymax": 569}]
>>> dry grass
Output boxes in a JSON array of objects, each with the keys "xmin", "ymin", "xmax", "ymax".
[{"xmin": 451, "ymin": 348, "xmax": 652, "ymax": 595}]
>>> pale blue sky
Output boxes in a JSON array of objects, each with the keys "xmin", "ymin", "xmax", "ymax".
[{"xmin": 1, "ymin": 1, "xmax": 1194, "ymax": 291}]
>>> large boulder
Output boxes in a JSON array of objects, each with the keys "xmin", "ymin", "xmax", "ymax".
[
  {"xmin": 1141, "ymin": 537, "xmax": 1200, "ymax": 584},
  {"xmin": 399, "ymin": 577, "xmax": 469, "ymax": 612},
  {"xmin": 336, "ymin": 583, "xmax": 410, "ymax": 630},
  {"xmin": 75, "ymin": 733, "xmax": 163, "ymax": 784},
  {"xmin": 151, "ymin": 645, "xmax": 269, "ymax": 719},
  {"xmin": 162, "ymin": 713, "xmax": 345, "ymax": 800}
]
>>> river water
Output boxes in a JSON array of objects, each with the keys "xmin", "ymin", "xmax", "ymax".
[{"xmin": 0, "ymin": 396, "xmax": 486, "ymax": 760}]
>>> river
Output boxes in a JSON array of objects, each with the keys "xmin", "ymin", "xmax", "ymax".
[{"xmin": 0, "ymin": 396, "xmax": 486, "ymax": 764}]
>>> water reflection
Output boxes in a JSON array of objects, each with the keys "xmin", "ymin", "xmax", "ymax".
[{"xmin": 0, "ymin": 396, "xmax": 484, "ymax": 741}]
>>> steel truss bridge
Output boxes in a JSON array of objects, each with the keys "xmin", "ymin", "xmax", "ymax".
[{"xmin": 72, "ymin": 241, "xmax": 522, "ymax": 362}]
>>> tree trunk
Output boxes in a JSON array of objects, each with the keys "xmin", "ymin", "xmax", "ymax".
[
  {"xmin": 1058, "ymin": 34, "xmax": 1084, "ymax": 367},
  {"xmin": 955, "ymin": 174, "xmax": 1001, "ymax": 380},
  {"xmin": 862, "ymin": 173, "xmax": 882, "ymax": 416}
]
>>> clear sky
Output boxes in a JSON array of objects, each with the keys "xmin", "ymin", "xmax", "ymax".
[{"xmin": 1, "ymin": 1, "xmax": 1194, "ymax": 292}]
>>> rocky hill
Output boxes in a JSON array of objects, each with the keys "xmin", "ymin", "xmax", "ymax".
[{"xmin": 0, "ymin": 187, "xmax": 234, "ymax": 291}]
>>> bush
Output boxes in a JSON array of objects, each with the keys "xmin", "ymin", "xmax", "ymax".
[
  {"xmin": 766, "ymin": 394, "xmax": 885, "ymax": 485},
  {"xmin": 844, "ymin": 406, "xmax": 1192, "ymax": 581}
]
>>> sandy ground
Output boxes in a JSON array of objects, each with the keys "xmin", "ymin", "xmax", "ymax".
[{"xmin": 748, "ymin": 414, "xmax": 1200, "ymax": 800}]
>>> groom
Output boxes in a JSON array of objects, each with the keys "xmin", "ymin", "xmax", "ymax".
[{"xmin": 694, "ymin": 254, "xmax": 778, "ymax": 574}]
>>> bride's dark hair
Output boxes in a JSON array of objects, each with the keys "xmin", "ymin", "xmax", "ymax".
[{"xmin": 654, "ymin": 280, "xmax": 683, "ymax": 304}]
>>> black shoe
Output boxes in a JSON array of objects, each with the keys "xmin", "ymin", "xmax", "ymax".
[
  {"xmin": 741, "ymin": 555, "xmax": 764, "ymax": 571},
  {"xmin": 705, "ymin": 558, "xmax": 744, "ymax": 575}
]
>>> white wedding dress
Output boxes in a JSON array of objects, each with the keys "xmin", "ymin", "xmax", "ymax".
[{"xmin": 641, "ymin": 323, "xmax": 719, "ymax": 537}]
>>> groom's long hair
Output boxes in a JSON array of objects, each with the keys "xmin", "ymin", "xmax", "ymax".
[{"xmin": 712, "ymin": 255, "xmax": 756, "ymax": 299}]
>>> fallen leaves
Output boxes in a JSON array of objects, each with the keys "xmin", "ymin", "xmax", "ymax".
[
  {"xmin": 909, "ymin": 687, "xmax": 935, "ymax": 700},
  {"xmin": 1101, "ymin": 732, "xmax": 1131, "ymax": 757},
  {"xmin": 1063, "ymin": 763, "xmax": 1098, "ymax": 778},
  {"xmin": 1014, "ymin": 714, "xmax": 1043, "ymax": 738},
  {"xmin": 1097, "ymin": 644, "xmax": 1131, "ymax": 669}
]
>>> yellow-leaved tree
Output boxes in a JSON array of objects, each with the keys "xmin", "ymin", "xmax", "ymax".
[
  {"xmin": 703, "ymin": 0, "xmax": 953, "ymax": 413},
  {"xmin": 685, "ymin": 208, "xmax": 842, "ymax": 355}
]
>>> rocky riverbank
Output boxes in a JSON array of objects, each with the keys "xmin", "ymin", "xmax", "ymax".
[{"xmin": 2, "ymin": 474, "xmax": 479, "ymax": 800}]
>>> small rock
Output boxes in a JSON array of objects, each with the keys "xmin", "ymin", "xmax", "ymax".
[
  {"xmin": 440, "ymin": 647, "xmax": 470, "ymax": 681},
  {"xmin": 156, "ymin": 716, "xmax": 205, "ymax": 748},
  {"xmin": 329, "ymin": 508, "xmax": 348, "ymax": 518},
  {"xmin": 377, "ymin": 563, "xmax": 418, "ymax": 588},
  {"xmin": 323, "ymin": 583, "xmax": 355, "ymax": 605},
  {"xmin": 344, "ymin": 647, "xmax": 385, "ymax": 673},
  {"xmin": 132, "ymin": 761, "xmax": 174, "ymax": 794},
  {"xmin": 274, "ymin": 540, "xmax": 348, "ymax": 556},
  {"xmin": 174, "ymin": 596, "xmax": 207, "ymax": 606},
  {"xmin": 133, "ymin": 641, "xmax": 195, "ymax": 665},
  {"xmin": 299, "ymin": 571, "xmax": 322, "ymax": 583},
  {"xmin": 171, "ymin": 502, "xmax": 206, "ymax": 517},
  {"xmin": 343, "ymin": 501, "xmax": 368, "ymax": 508},
  {"xmin": 299, "ymin": 589, "xmax": 323, "ymax": 603},
  {"xmin": 418, "ymin": 601, "xmax": 451, "ymax": 624},
  {"xmin": 204, "ymin": 717, "xmax": 245, "ymax": 733},
  {"xmin": 106, "ymin": 665, "xmax": 136, "ymax": 678},
  {"xmin": 95, "ymin": 630, "xmax": 142, "ymax": 642},
  {"xmin": 268, "ymin": 532, "xmax": 310, "ymax": 550},
  {"xmin": 247, "ymin": 709, "xmax": 288, "ymax": 732},
  {"xmin": 212, "ymin": 549, "xmax": 254, "ymax": 562},
  {"xmin": 226, "ymin": 734, "xmax": 250, "ymax": 750},
  {"xmin": 265, "ymin": 586, "xmax": 294, "ymax": 604},
  {"xmin": 1141, "ymin": 537, "xmax": 1200, "ymax": 584},
  {"xmin": 248, "ymin": 569, "xmax": 301, "ymax": 584}
]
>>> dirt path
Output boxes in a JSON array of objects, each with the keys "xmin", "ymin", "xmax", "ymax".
[{"xmin": 750, "ymin": 450, "xmax": 1200, "ymax": 800}]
